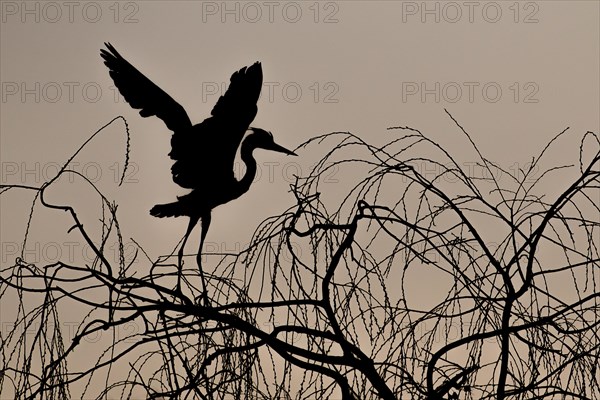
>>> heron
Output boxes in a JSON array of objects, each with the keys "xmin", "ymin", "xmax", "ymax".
[{"xmin": 100, "ymin": 43, "xmax": 296, "ymax": 300}]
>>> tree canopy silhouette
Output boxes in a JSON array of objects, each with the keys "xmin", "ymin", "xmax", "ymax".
[{"xmin": 1, "ymin": 112, "xmax": 599, "ymax": 399}]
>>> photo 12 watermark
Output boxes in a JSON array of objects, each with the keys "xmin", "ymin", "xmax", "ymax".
[
  {"xmin": 1, "ymin": 320, "xmax": 142, "ymax": 344},
  {"xmin": 202, "ymin": 81, "xmax": 340, "ymax": 104},
  {"xmin": 200, "ymin": 1, "xmax": 339, "ymax": 23},
  {"xmin": 233, "ymin": 160, "xmax": 339, "ymax": 184},
  {"xmin": 1, "ymin": 81, "xmax": 146, "ymax": 104},
  {"xmin": 1, "ymin": 1, "xmax": 140, "ymax": 23},
  {"xmin": 2, "ymin": 81, "xmax": 105, "ymax": 104},
  {"xmin": 401, "ymin": 81, "xmax": 540, "ymax": 104},
  {"xmin": 400, "ymin": 1, "xmax": 540, "ymax": 24},
  {"xmin": 1, "ymin": 240, "xmax": 139, "ymax": 266},
  {"xmin": 400, "ymin": 160, "xmax": 541, "ymax": 184},
  {"xmin": 1, "ymin": 161, "xmax": 139, "ymax": 185}
]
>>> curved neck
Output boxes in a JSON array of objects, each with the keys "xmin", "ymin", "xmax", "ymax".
[{"xmin": 237, "ymin": 140, "xmax": 258, "ymax": 197}]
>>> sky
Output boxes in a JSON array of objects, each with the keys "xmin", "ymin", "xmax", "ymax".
[{"xmin": 1, "ymin": 0, "xmax": 599, "ymax": 397}]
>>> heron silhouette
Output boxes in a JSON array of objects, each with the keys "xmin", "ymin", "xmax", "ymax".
[{"xmin": 100, "ymin": 43, "xmax": 296, "ymax": 300}]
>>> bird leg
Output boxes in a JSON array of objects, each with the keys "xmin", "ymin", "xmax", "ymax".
[
  {"xmin": 197, "ymin": 212, "xmax": 211, "ymax": 306},
  {"xmin": 177, "ymin": 215, "xmax": 199, "ymax": 294}
]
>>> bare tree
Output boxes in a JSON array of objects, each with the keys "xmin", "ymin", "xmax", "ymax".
[{"xmin": 1, "ymin": 112, "xmax": 599, "ymax": 399}]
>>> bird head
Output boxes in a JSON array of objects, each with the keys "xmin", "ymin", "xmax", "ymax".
[{"xmin": 247, "ymin": 128, "xmax": 297, "ymax": 156}]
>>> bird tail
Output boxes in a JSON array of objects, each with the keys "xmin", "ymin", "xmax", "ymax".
[{"xmin": 150, "ymin": 202, "xmax": 185, "ymax": 218}]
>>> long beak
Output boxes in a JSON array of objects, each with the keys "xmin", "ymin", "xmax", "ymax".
[{"xmin": 268, "ymin": 141, "xmax": 297, "ymax": 156}]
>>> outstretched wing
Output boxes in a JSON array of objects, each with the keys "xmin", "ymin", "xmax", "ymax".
[
  {"xmin": 169, "ymin": 62, "xmax": 263, "ymax": 188},
  {"xmin": 100, "ymin": 42, "xmax": 192, "ymax": 132},
  {"xmin": 211, "ymin": 62, "xmax": 262, "ymax": 126}
]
